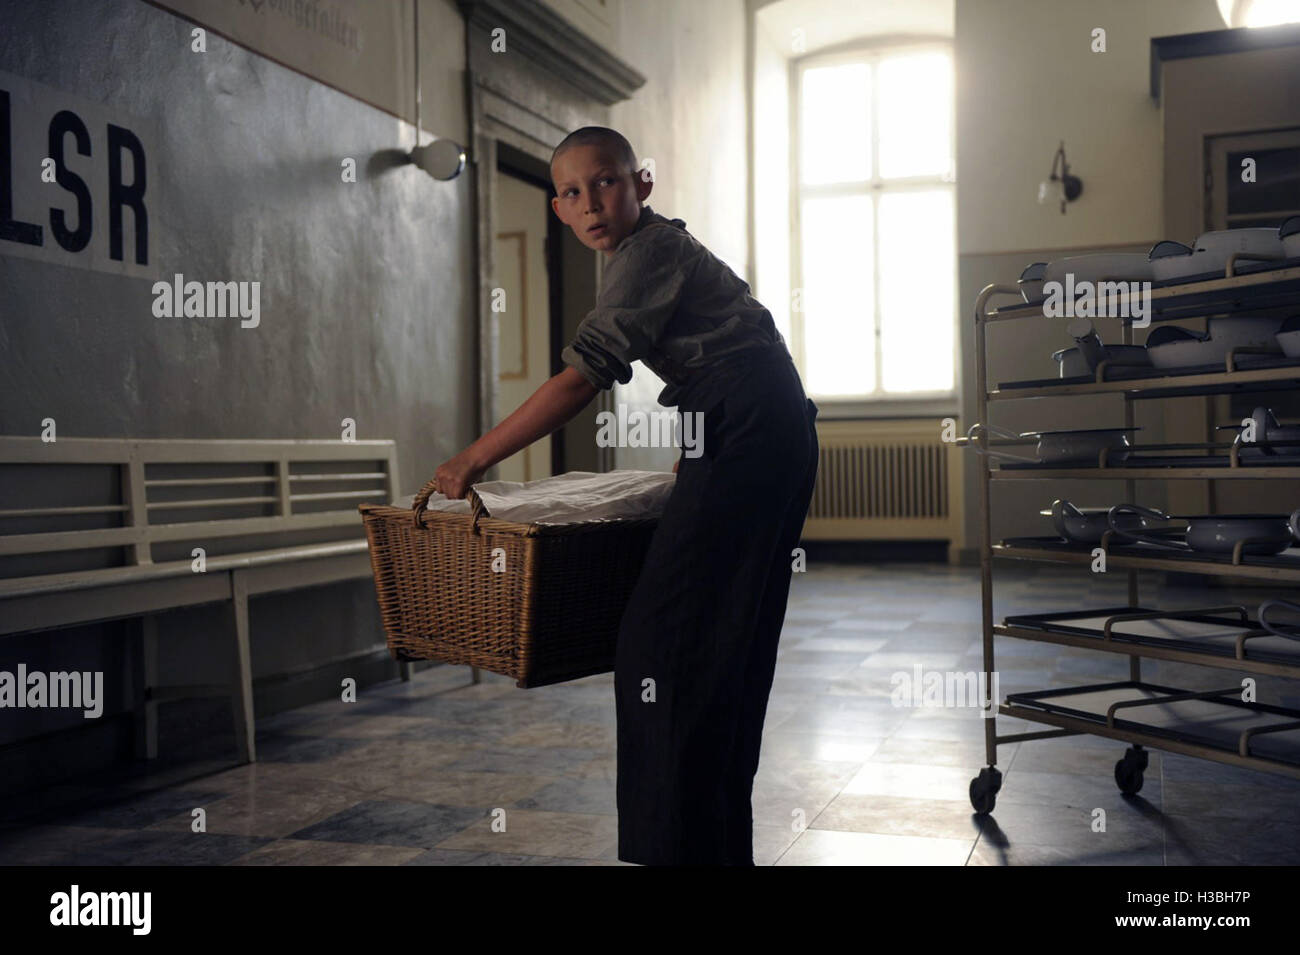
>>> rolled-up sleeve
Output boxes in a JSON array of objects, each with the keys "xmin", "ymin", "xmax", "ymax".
[{"xmin": 561, "ymin": 230, "xmax": 695, "ymax": 391}]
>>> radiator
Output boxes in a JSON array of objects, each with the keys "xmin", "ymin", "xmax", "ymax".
[{"xmin": 801, "ymin": 418, "xmax": 963, "ymax": 544}]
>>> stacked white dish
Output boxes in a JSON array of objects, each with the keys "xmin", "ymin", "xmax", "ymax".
[
  {"xmin": 1149, "ymin": 228, "xmax": 1285, "ymax": 282},
  {"xmin": 1281, "ymin": 216, "xmax": 1300, "ymax": 259},
  {"xmin": 1018, "ymin": 262, "xmax": 1047, "ymax": 303},
  {"xmin": 1278, "ymin": 315, "xmax": 1300, "ymax": 358},
  {"xmin": 1145, "ymin": 313, "xmax": 1285, "ymax": 369},
  {"xmin": 1221, "ymin": 406, "xmax": 1300, "ymax": 460},
  {"xmin": 1042, "ymin": 253, "xmax": 1152, "ymax": 290}
]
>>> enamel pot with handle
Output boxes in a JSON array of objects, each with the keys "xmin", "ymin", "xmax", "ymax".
[
  {"xmin": 1106, "ymin": 505, "xmax": 1294, "ymax": 556},
  {"xmin": 1259, "ymin": 600, "xmax": 1300, "ymax": 644},
  {"xmin": 1045, "ymin": 499, "xmax": 1146, "ymax": 544},
  {"xmin": 1219, "ymin": 406, "xmax": 1300, "ymax": 459},
  {"xmin": 966, "ymin": 424, "xmax": 1136, "ymax": 465}
]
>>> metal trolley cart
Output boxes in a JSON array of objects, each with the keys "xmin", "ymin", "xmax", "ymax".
[{"xmin": 965, "ymin": 258, "xmax": 1300, "ymax": 814}]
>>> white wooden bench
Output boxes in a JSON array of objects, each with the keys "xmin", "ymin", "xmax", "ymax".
[{"xmin": 0, "ymin": 436, "xmax": 402, "ymax": 765}]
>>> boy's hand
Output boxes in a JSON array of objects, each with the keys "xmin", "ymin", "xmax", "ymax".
[
  {"xmin": 673, "ymin": 455, "xmax": 680, "ymax": 474},
  {"xmin": 430, "ymin": 448, "xmax": 487, "ymax": 500}
]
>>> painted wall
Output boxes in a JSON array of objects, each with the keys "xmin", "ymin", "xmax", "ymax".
[
  {"xmin": 753, "ymin": 6, "xmax": 792, "ymax": 349},
  {"xmin": 954, "ymin": 0, "xmax": 1225, "ymax": 550},
  {"xmin": 607, "ymin": 0, "xmax": 752, "ymax": 470},
  {"xmin": 0, "ymin": 0, "xmax": 474, "ymax": 789}
]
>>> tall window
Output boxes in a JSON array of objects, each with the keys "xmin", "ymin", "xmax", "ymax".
[{"xmin": 795, "ymin": 43, "xmax": 955, "ymax": 400}]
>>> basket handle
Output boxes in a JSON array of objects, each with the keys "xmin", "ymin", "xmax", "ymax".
[
  {"xmin": 411, "ymin": 476, "xmax": 440, "ymax": 528},
  {"xmin": 412, "ymin": 479, "xmax": 490, "ymax": 534},
  {"xmin": 466, "ymin": 487, "xmax": 489, "ymax": 536}
]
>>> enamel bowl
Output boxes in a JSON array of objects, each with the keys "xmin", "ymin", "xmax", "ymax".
[
  {"xmin": 1043, "ymin": 254, "xmax": 1152, "ymax": 293},
  {"xmin": 1019, "ymin": 261, "xmax": 1047, "ymax": 303},
  {"xmin": 1278, "ymin": 314, "xmax": 1300, "ymax": 359},
  {"xmin": 1044, "ymin": 499, "xmax": 1146, "ymax": 544},
  {"xmin": 1282, "ymin": 216, "xmax": 1300, "ymax": 259},
  {"xmin": 1107, "ymin": 505, "xmax": 1294, "ymax": 556},
  {"xmin": 1146, "ymin": 325, "xmax": 1213, "ymax": 369},
  {"xmin": 1194, "ymin": 227, "xmax": 1285, "ymax": 259},
  {"xmin": 1053, "ymin": 345, "xmax": 1150, "ymax": 378}
]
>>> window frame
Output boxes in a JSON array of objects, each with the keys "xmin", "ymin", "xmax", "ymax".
[{"xmin": 790, "ymin": 38, "xmax": 958, "ymax": 415}]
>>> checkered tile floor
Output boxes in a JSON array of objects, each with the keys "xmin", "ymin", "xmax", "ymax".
[{"xmin": 2, "ymin": 561, "xmax": 1299, "ymax": 865}]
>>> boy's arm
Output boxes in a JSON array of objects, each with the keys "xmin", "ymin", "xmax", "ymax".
[{"xmin": 431, "ymin": 366, "xmax": 598, "ymax": 499}]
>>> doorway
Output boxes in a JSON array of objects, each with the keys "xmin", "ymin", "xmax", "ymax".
[
  {"xmin": 494, "ymin": 169, "xmax": 555, "ymax": 482},
  {"xmin": 492, "ymin": 143, "xmax": 607, "ymax": 479}
]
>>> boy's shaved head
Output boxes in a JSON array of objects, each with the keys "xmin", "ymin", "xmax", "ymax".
[
  {"xmin": 550, "ymin": 126, "xmax": 638, "ymax": 180},
  {"xmin": 549, "ymin": 125, "xmax": 652, "ymax": 256}
]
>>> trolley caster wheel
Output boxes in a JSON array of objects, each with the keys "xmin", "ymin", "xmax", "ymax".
[
  {"xmin": 969, "ymin": 766, "xmax": 1003, "ymax": 815},
  {"xmin": 1114, "ymin": 745, "xmax": 1148, "ymax": 795}
]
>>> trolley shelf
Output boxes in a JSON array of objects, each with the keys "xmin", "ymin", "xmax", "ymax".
[
  {"xmin": 968, "ymin": 251, "xmax": 1300, "ymax": 816},
  {"xmin": 989, "ymin": 466, "xmax": 1300, "ymax": 480},
  {"xmin": 994, "ymin": 538, "xmax": 1300, "ymax": 582},
  {"xmin": 984, "ymin": 260, "xmax": 1300, "ymax": 325},
  {"xmin": 989, "ymin": 361, "xmax": 1300, "ymax": 402},
  {"xmin": 1001, "ymin": 681, "xmax": 1300, "ymax": 778},
  {"xmin": 998, "ymin": 606, "xmax": 1300, "ymax": 675}
]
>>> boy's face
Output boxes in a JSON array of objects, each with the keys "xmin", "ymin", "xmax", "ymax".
[{"xmin": 550, "ymin": 143, "xmax": 653, "ymax": 256}]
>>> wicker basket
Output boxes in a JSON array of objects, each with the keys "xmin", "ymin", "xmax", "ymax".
[{"xmin": 358, "ymin": 480, "xmax": 659, "ymax": 688}]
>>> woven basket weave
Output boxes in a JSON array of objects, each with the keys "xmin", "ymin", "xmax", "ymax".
[{"xmin": 358, "ymin": 480, "xmax": 659, "ymax": 688}]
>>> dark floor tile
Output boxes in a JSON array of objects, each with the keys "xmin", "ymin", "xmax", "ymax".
[
  {"xmin": 55, "ymin": 787, "xmax": 233, "ymax": 830},
  {"xmin": 289, "ymin": 799, "xmax": 486, "ymax": 849},
  {"xmin": 52, "ymin": 830, "xmax": 271, "ymax": 866},
  {"xmin": 253, "ymin": 734, "xmax": 372, "ymax": 764}
]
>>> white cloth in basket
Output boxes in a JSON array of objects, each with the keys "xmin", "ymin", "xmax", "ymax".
[{"xmin": 399, "ymin": 469, "xmax": 677, "ymax": 525}]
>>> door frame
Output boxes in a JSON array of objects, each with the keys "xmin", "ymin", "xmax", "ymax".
[{"xmin": 460, "ymin": 0, "xmax": 645, "ymax": 478}]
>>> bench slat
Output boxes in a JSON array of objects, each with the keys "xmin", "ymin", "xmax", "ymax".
[
  {"xmin": 145, "ymin": 476, "xmax": 275, "ymax": 487},
  {"xmin": 147, "ymin": 495, "xmax": 279, "ymax": 511},
  {"xmin": 0, "ymin": 504, "xmax": 129, "ymax": 518},
  {"xmin": 287, "ymin": 489, "xmax": 390, "ymax": 503},
  {"xmin": 289, "ymin": 472, "xmax": 388, "ymax": 482},
  {"xmin": 0, "ymin": 436, "xmax": 397, "ymax": 464},
  {"xmin": 0, "ymin": 510, "xmax": 368, "ymax": 557},
  {"xmin": 0, "ymin": 538, "xmax": 371, "ymax": 601}
]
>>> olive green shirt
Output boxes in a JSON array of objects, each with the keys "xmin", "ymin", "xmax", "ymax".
[{"xmin": 561, "ymin": 204, "xmax": 789, "ymax": 412}]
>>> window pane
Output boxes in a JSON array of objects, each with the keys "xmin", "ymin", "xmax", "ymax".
[
  {"xmin": 801, "ymin": 195, "xmax": 874, "ymax": 395},
  {"xmin": 878, "ymin": 52, "xmax": 952, "ymax": 179},
  {"xmin": 878, "ymin": 190, "xmax": 954, "ymax": 393},
  {"xmin": 801, "ymin": 64, "xmax": 870, "ymax": 184}
]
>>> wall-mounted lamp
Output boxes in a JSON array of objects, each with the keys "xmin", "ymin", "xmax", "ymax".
[
  {"xmin": 1037, "ymin": 141, "xmax": 1083, "ymax": 214},
  {"xmin": 405, "ymin": 1, "xmax": 465, "ymax": 181},
  {"xmin": 410, "ymin": 139, "xmax": 466, "ymax": 180}
]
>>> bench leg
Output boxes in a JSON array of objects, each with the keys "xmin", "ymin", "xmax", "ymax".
[
  {"xmin": 399, "ymin": 660, "xmax": 413, "ymax": 682},
  {"xmin": 228, "ymin": 570, "xmax": 256, "ymax": 764},
  {"xmin": 470, "ymin": 666, "xmax": 481, "ymax": 685},
  {"xmin": 129, "ymin": 616, "xmax": 160, "ymax": 760}
]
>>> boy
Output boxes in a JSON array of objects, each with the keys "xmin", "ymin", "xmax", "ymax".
[{"xmin": 430, "ymin": 126, "xmax": 818, "ymax": 865}]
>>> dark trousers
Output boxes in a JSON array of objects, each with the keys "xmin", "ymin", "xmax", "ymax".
[{"xmin": 614, "ymin": 351, "xmax": 819, "ymax": 865}]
